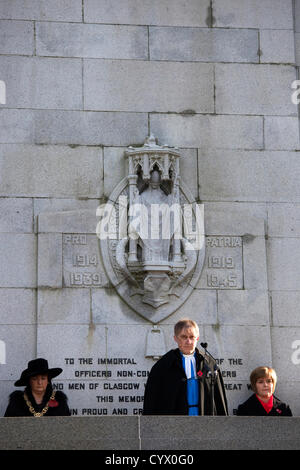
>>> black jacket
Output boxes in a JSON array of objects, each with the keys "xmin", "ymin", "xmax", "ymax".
[
  {"xmin": 4, "ymin": 385, "xmax": 71, "ymax": 417},
  {"xmin": 236, "ymin": 393, "xmax": 292, "ymax": 416},
  {"xmin": 143, "ymin": 348, "xmax": 228, "ymax": 415}
]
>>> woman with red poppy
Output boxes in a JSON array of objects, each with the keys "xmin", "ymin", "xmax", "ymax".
[
  {"xmin": 4, "ymin": 358, "xmax": 70, "ymax": 417},
  {"xmin": 236, "ymin": 366, "xmax": 292, "ymax": 416}
]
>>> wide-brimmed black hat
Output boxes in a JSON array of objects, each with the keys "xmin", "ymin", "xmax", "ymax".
[{"xmin": 14, "ymin": 358, "xmax": 63, "ymax": 386}]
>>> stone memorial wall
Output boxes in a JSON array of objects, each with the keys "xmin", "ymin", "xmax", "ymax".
[{"xmin": 1, "ymin": 0, "xmax": 300, "ymax": 418}]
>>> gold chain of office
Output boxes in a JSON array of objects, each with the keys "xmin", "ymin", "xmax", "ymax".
[{"xmin": 23, "ymin": 390, "xmax": 56, "ymax": 417}]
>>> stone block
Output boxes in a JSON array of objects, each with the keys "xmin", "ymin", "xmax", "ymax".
[
  {"xmin": 0, "ymin": 325, "xmax": 36, "ymax": 380},
  {"xmin": 260, "ymin": 30, "xmax": 295, "ymax": 64},
  {"xmin": 38, "ymin": 234, "xmax": 62, "ymax": 288},
  {"xmin": 264, "ymin": 117, "xmax": 300, "ymax": 150},
  {"xmin": 243, "ymin": 237, "xmax": 268, "ymax": 290},
  {"xmin": 215, "ymin": 64, "xmax": 297, "ymax": 115},
  {"xmin": 217, "ymin": 290, "xmax": 269, "ymax": 325},
  {"xmin": 34, "ymin": 110, "xmax": 148, "ymax": 146},
  {"xmin": 272, "ymin": 291, "xmax": 300, "ymax": 326},
  {"xmin": 0, "ymin": 234, "xmax": 36, "ymax": 287},
  {"xmin": 198, "ymin": 149, "xmax": 300, "ymax": 203},
  {"xmin": 92, "ymin": 288, "xmax": 144, "ymax": 324},
  {"xmin": 103, "ymin": 147, "xmax": 127, "ymax": 198},
  {"xmin": 0, "ymin": 109, "xmax": 35, "ymax": 143},
  {"xmin": 0, "ymin": 198, "xmax": 33, "ymax": 233},
  {"xmin": 295, "ymin": 0, "xmax": 300, "ymax": 33},
  {"xmin": 271, "ymin": 327, "xmax": 300, "ymax": 381},
  {"xmin": 0, "ymin": 56, "xmax": 82, "ymax": 110},
  {"xmin": 0, "ymin": 289, "xmax": 35, "ymax": 324},
  {"xmin": 0, "ymin": 416, "xmax": 140, "ymax": 450},
  {"xmin": 150, "ymin": 27, "xmax": 259, "ymax": 62},
  {"xmin": 0, "ymin": 144, "xmax": 103, "ymax": 198},
  {"xmin": 0, "ymin": 0, "xmax": 82, "ymax": 22},
  {"xmin": 140, "ymin": 416, "xmax": 300, "ymax": 449},
  {"xmin": 0, "ymin": 20, "xmax": 34, "ymax": 55},
  {"xmin": 84, "ymin": 59, "xmax": 214, "ymax": 113},
  {"xmin": 84, "ymin": 0, "xmax": 211, "ymax": 27},
  {"xmin": 213, "ymin": 0, "xmax": 293, "ymax": 29},
  {"xmin": 267, "ymin": 238, "xmax": 300, "ymax": 290},
  {"xmin": 34, "ymin": 199, "xmax": 99, "ymax": 218},
  {"xmin": 268, "ymin": 203, "xmax": 300, "ymax": 237},
  {"xmin": 162, "ymin": 290, "xmax": 217, "ymax": 326},
  {"xmin": 38, "ymin": 289, "xmax": 91, "ymax": 324},
  {"xmin": 36, "ymin": 22, "xmax": 148, "ymax": 60},
  {"xmin": 202, "ymin": 325, "xmax": 272, "ymax": 381},
  {"xmin": 38, "ymin": 210, "xmax": 99, "ymax": 234},
  {"xmin": 295, "ymin": 33, "xmax": 300, "ymax": 66},
  {"xmin": 204, "ymin": 202, "xmax": 267, "ymax": 236},
  {"xmin": 150, "ymin": 114, "xmax": 263, "ymax": 149}
]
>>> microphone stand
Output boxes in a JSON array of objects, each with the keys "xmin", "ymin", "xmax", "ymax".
[{"xmin": 200, "ymin": 342, "xmax": 218, "ymax": 416}]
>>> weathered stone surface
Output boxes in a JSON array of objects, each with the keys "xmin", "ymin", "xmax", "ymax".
[
  {"xmin": 198, "ymin": 150, "xmax": 300, "ymax": 202},
  {"xmin": 0, "ymin": 0, "xmax": 82, "ymax": 21},
  {"xmin": 0, "ymin": 145, "xmax": 103, "ymax": 198},
  {"xmin": 214, "ymin": 0, "xmax": 293, "ymax": 29},
  {"xmin": 0, "ymin": 289, "xmax": 35, "ymax": 324},
  {"xmin": 215, "ymin": 64, "xmax": 297, "ymax": 116},
  {"xmin": 267, "ymin": 203, "xmax": 300, "ymax": 237},
  {"xmin": 84, "ymin": 60, "xmax": 214, "ymax": 113},
  {"xmin": 0, "ymin": 109, "xmax": 35, "ymax": 143},
  {"xmin": 36, "ymin": 22, "xmax": 148, "ymax": 60},
  {"xmin": 38, "ymin": 289, "xmax": 91, "ymax": 324},
  {"xmin": 0, "ymin": 234, "xmax": 36, "ymax": 287},
  {"xmin": 150, "ymin": 27, "xmax": 259, "ymax": 62},
  {"xmin": 0, "ymin": 20, "xmax": 34, "ymax": 55},
  {"xmin": 0, "ymin": 198, "xmax": 33, "ymax": 233},
  {"xmin": 264, "ymin": 117, "xmax": 300, "ymax": 150},
  {"xmin": 38, "ymin": 234, "xmax": 62, "ymax": 288},
  {"xmin": 34, "ymin": 110, "xmax": 148, "ymax": 146},
  {"xmin": 267, "ymin": 238, "xmax": 300, "ymax": 290},
  {"xmin": 0, "ymin": 56, "xmax": 82, "ymax": 110},
  {"xmin": 260, "ymin": 30, "xmax": 295, "ymax": 64},
  {"xmin": 272, "ymin": 291, "xmax": 300, "ymax": 326},
  {"xmin": 0, "ymin": 325, "xmax": 36, "ymax": 379},
  {"xmin": 84, "ymin": 0, "xmax": 211, "ymax": 27},
  {"xmin": 150, "ymin": 114, "xmax": 263, "ymax": 149},
  {"xmin": 217, "ymin": 290, "xmax": 269, "ymax": 325}
]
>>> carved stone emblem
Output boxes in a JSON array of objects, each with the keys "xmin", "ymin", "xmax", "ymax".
[{"xmin": 98, "ymin": 135, "xmax": 205, "ymax": 323}]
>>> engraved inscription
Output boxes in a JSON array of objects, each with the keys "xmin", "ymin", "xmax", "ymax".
[
  {"xmin": 198, "ymin": 236, "xmax": 243, "ymax": 289},
  {"xmin": 63, "ymin": 234, "xmax": 108, "ymax": 287}
]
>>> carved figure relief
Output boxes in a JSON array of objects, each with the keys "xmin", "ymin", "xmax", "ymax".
[{"xmin": 98, "ymin": 135, "xmax": 205, "ymax": 324}]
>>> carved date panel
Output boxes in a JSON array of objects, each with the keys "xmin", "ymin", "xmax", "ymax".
[
  {"xmin": 198, "ymin": 236, "xmax": 243, "ymax": 289},
  {"xmin": 63, "ymin": 234, "xmax": 108, "ymax": 288}
]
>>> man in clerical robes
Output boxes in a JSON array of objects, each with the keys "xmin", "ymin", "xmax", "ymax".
[{"xmin": 143, "ymin": 319, "xmax": 228, "ymax": 416}]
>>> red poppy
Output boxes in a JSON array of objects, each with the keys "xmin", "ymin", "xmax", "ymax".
[
  {"xmin": 197, "ymin": 370, "xmax": 203, "ymax": 377},
  {"xmin": 48, "ymin": 399, "xmax": 59, "ymax": 407}
]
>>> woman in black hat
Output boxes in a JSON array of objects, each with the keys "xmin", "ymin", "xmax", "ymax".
[{"xmin": 4, "ymin": 358, "xmax": 71, "ymax": 417}]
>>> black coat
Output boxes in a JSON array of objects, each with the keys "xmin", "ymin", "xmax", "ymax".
[
  {"xmin": 236, "ymin": 393, "xmax": 292, "ymax": 417},
  {"xmin": 143, "ymin": 348, "xmax": 228, "ymax": 416},
  {"xmin": 4, "ymin": 385, "xmax": 71, "ymax": 417}
]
